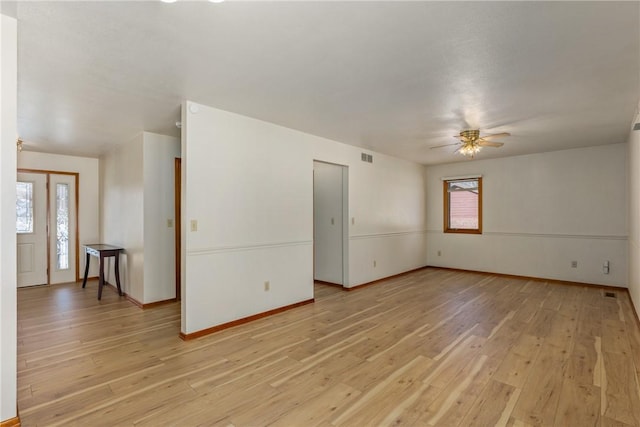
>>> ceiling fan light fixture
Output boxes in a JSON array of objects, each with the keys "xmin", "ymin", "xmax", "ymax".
[
  {"xmin": 459, "ymin": 141, "xmax": 481, "ymax": 157},
  {"xmin": 430, "ymin": 129, "xmax": 508, "ymax": 158},
  {"xmin": 457, "ymin": 130, "xmax": 481, "ymax": 157}
]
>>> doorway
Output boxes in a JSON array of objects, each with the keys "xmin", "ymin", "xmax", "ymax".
[
  {"xmin": 16, "ymin": 170, "xmax": 78, "ymax": 287},
  {"xmin": 313, "ymin": 161, "xmax": 348, "ymax": 286}
]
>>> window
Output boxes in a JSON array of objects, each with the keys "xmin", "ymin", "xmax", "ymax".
[
  {"xmin": 16, "ymin": 181, "xmax": 34, "ymax": 233},
  {"xmin": 56, "ymin": 183, "xmax": 70, "ymax": 270},
  {"xmin": 444, "ymin": 177, "xmax": 482, "ymax": 234}
]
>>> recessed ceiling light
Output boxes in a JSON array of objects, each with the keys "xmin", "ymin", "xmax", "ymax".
[
  {"xmin": 208, "ymin": 0, "xmax": 225, "ymax": 3},
  {"xmin": 160, "ymin": 0, "xmax": 178, "ymax": 3}
]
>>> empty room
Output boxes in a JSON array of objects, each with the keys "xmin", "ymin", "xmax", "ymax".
[{"xmin": 2, "ymin": 1, "xmax": 640, "ymax": 426}]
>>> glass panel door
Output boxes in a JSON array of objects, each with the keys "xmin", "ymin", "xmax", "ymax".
[
  {"xmin": 49, "ymin": 174, "xmax": 76, "ymax": 284},
  {"xmin": 56, "ymin": 183, "xmax": 70, "ymax": 270},
  {"xmin": 16, "ymin": 173, "xmax": 48, "ymax": 287}
]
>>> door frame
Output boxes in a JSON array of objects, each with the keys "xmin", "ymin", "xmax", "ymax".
[
  {"xmin": 312, "ymin": 160, "xmax": 349, "ymax": 287},
  {"xmin": 174, "ymin": 158, "xmax": 181, "ymax": 301},
  {"xmin": 17, "ymin": 168, "xmax": 80, "ymax": 283}
]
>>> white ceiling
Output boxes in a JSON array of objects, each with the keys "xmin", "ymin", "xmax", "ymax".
[{"xmin": 5, "ymin": 1, "xmax": 640, "ymax": 164}]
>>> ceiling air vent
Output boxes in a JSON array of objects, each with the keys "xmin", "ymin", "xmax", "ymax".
[
  {"xmin": 633, "ymin": 123, "xmax": 640, "ymax": 131},
  {"xmin": 361, "ymin": 153, "xmax": 373, "ymax": 163}
]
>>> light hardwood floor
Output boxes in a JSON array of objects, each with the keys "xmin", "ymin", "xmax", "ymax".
[{"xmin": 16, "ymin": 268, "xmax": 640, "ymax": 426}]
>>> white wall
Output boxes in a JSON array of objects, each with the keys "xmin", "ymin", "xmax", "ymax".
[
  {"xmin": 426, "ymin": 143, "xmax": 628, "ymax": 286},
  {"xmin": 143, "ymin": 133, "xmax": 180, "ymax": 303},
  {"xmin": 182, "ymin": 101, "xmax": 427, "ymax": 334},
  {"xmin": 313, "ymin": 161, "xmax": 345, "ymax": 284},
  {"xmin": 101, "ymin": 133, "xmax": 145, "ymax": 301},
  {"xmin": 628, "ymin": 110, "xmax": 640, "ymax": 310},
  {"xmin": 101, "ymin": 132, "xmax": 180, "ymax": 304},
  {"xmin": 17, "ymin": 151, "xmax": 100, "ymax": 279},
  {"xmin": 0, "ymin": 13, "xmax": 18, "ymax": 424}
]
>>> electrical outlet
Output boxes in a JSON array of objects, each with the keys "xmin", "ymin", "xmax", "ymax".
[
  {"xmin": 167, "ymin": 219, "xmax": 173, "ymax": 228},
  {"xmin": 264, "ymin": 281, "xmax": 270, "ymax": 291},
  {"xmin": 190, "ymin": 220, "xmax": 198, "ymax": 232},
  {"xmin": 437, "ymin": 250, "xmax": 441, "ymax": 256},
  {"xmin": 571, "ymin": 261, "xmax": 578, "ymax": 268}
]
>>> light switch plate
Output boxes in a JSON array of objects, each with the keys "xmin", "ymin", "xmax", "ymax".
[{"xmin": 190, "ymin": 220, "xmax": 197, "ymax": 232}]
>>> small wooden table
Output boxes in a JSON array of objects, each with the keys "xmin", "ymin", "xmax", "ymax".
[{"xmin": 81, "ymin": 244, "xmax": 124, "ymax": 300}]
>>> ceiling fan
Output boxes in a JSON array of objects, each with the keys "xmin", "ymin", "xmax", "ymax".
[{"xmin": 430, "ymin": 130, "xmax": 510, "ymax": 158}]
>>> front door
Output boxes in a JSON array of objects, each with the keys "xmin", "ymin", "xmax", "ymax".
[{"xmin": 17, "ymin": 172, "xmax": 48, "ymax": 287}]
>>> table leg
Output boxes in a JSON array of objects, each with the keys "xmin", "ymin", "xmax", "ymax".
[
  {"xmin": 114, "ymin": 252, "xmax": 123, "ymax": 296},
  {"xmin": 82, "ymin": 252, "xmax": 90, "ymax": 288},
  {"xmin": 98, "ymin": 254, "xmax": 105, "ymax": 300}
]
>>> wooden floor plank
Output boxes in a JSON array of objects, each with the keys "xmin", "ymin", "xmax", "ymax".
[
  {"xmin": 459, "ymin": 379, "xmax": 519, "ymax": 427},
  {"xmin": 493, "ymin": 333, "xmax": 542, "ymax": 388},
  {"xmin": 552, "ymin": 379, "xmax": 600, "ymax": 426},
  {"xmin": 565, "ymin": 333, "xmax": 600, "ymax": 387},
  {"xmin": 422, "ymin": 354, "xmax": 492, "ymax": 426},
  {"xmin": 508, "ymin": 342, "xmax": 568, "ymax": 426},
  {"xmin": 269, "ymin": 382, "xmax": 361, "ymax": 427},
  {"xmin": 330, "ymin": 355, "xmax": 434, "ymax": 426},
  {"xmin": 602, "ymin": 350, "xmax": 640, "ymax": 425}
]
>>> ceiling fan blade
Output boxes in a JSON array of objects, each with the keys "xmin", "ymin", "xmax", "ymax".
[
  {"xmin": 430, "ymin": 143, "xmax": 461, "ymax": 149},
  {"xmin": 479, "ymin": 132, "xmax": 511, "ymax": 140},
  {"xmin": 478, "ymin": 141, "xmax": 504, "ymax": 148}
]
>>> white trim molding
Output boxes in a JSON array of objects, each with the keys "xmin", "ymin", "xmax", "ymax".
[
  {"xmin": 350, "ymin": 230, "xmax": 428, "ymax": 241},
  {"xmin": 427, "ymin": 229, "xmax": 627, "ymax": 241},
  {"xmin": 187, "ymin": 240, "xmax": 312, "ymax": 256}
]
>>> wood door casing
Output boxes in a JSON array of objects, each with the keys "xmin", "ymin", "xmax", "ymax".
[{"xmin": 18, "ymin": 168, "xmax": 81, "ymax": 285}]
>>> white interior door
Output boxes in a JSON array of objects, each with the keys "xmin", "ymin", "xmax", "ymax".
[
  {"xmin": 17, "ymin": 172, "xmax": 48, "ymax": 287},
  {"xmin": 313, "ymin": 161, "xmax": 346, "ymax": 285},
  {"xmin": 49, "ymin": 174, "xmax": 77, "ymax": 284}
]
